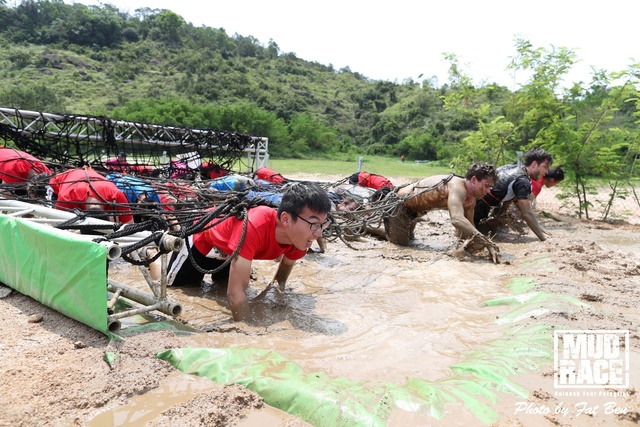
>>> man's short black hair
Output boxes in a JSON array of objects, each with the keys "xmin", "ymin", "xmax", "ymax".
[
  {"xmin": 524, "ymin": 147, "xmax": 553, "ymax": 167},
  {"xmin": 278, "ymin": 182, "xmax": 331, "ymax": 219},
  {"xmin": 26, "ymin": 172, "xmax": 52, "ymax": 199},
  {"xmin": 545, "ymin": 166, "xmax": 565, "ymax": 181},
  {"xmin": 466, "ymin": 162, "xmax": 497, "ymax": 182}
]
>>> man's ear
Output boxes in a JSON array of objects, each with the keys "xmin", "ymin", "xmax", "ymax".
[{"xmin": 280, "ymin": 211, "xmax": 291, "ymax": 226}]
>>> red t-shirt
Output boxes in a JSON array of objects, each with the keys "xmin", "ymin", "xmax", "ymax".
[
  {"xmin": 254, "ymin": 167, "xmax": 285, "ymax": 185},
  {"xmin": 129, "ymin": 164, "xmax": 155, "ymax": 176},
  {"xmin": 531, "ymin": 176, "xmax": 544, "ymax": 197},
  {"xmin": 358, "ymin": 171, "xmax": 394, "ymax": 190},
  {"xmin": 202, "ymin": 162, "xmax": 230, "ymax": 179},
  {"xmin": 0, "ymin": 148, "xmax": 52, "ymax": 183},
  {"xmin": 105, "ymin": 157, "xmax": 130, "ymax": 172},
  {"xmin": 193, "ymin": 205, "xmax": 306, "ymax": 261},
  {"xmin": 49, "ymin": 169, "xmax": 133, "ymax": 223}
]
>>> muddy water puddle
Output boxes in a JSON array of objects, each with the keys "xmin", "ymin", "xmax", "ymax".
[
  {"xmin": 88, "ymin": 371, "xmax": 297, "ymax": 427},
  {"xmin": 109, "ymin": 245, "xmax": 516, "ymax": 382},
  {"xmin": 100, "ymin": 213, "xmax": 640, "ymax": 425},
  {"xmin": 88, "ymin": 372, "xmax": 220, "ymax": 426},
  {"xmin": 101, "ymin": 235, "xmax": 544, "ymax": 426}
]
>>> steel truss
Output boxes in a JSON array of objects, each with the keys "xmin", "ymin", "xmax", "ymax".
[{"xmin": 0, "ymin": 107, "xmax": 269, "ymax": 173}]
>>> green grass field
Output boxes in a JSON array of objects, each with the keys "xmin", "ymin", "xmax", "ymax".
[{"xmin": 267, "ymin": 156, "xmax": 453, "ymax": 181}]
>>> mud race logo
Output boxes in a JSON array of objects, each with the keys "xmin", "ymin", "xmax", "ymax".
[{"xmin": 554, "ymin": 330, "xmax": 629, "ymax": 388}]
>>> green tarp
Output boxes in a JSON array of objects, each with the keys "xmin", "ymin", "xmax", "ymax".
[
  {"xmin": 157, "ymin": 325, "xmax": 554, "ymax": 426},
  {"xmin": 0, "ymin": 214, "xmax": 109, "ymax": 333},
  {"xmin": 157, "ymin": 277, "xmax": 593, "ymax": 426}
]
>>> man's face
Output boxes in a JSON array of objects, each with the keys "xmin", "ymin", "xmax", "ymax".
[
  {"xmin": 544, "ymin": 178, "xmax": 559, "ymax": 189},
  {"xmin": 470, "ymin": 176, "xmax": 494, "ymax": 198},
  {"xmin": 478, "ymin": 177, "xmax": 494, "ymax": 197},
  {"xmin": 337, "ymin": 199, "xmax": 357, "ymax": 211},
  {"xmin": 530, "ymin": 160, "xmax": 550, "ymax": 181},
  {"xmin": 288, "ymin": 207, "xmax": 329, "ymax": 251}
]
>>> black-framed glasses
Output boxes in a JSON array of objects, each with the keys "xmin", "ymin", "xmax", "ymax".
[{"xmin": 296, "ymin": 215, "xmax": 331, "ymax": 231}]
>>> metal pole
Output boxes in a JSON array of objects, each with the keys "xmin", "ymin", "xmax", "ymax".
[
  {"xmin": 0, "ymin": 198, "xmax": 163, "ymax": 243},
  {"xmin": 107, "ymin": 279, "xmax": 182, "ymax": 317}
]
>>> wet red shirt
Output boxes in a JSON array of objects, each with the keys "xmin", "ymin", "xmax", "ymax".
[
  {"xmin": 531, "ymin": 176, "xmax": 544, "ymax": 197},
  {"xmin": 201, "ymin": 162, "xmax": 230, "ymax": 179},
  {"xmin": 357, "ymin": 171, "xmax": 394, "ymax": 190},
  {"xmin": 105, "ymin": 157, "xmax": 130, "ymax": 173},
  {"xmin": 0, "ymin": 148, "xmax": 52, "ymax": 183},
  {"xmin": 156, "ymin": 182, "xmax": 198, "ymax": 211},
  {"xmin": 49, "ymin": 169, "xmax": 133, "ymax": 223},
  {"xmin": 254, "ymin": 167, "xmax": 285, "ymax": 185},
  {"xmin": 193, "ymin": 205, "xmax": 306, "ymax": 261}
]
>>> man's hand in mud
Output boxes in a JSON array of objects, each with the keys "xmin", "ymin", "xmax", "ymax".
[
  {"xmin": 463, "ymin": 233, "xmax": 500, "ymax": 264},
  {"xmin": 255, "ymin": 282, "xmax": 288, "ymax": 309},
  {"xmin": 272, "ymin": 284, "xmax": 287, "ymax": 309},
  {"xmin": 486, "ymin": 244, "xmax": 500, "ymax": 264}
]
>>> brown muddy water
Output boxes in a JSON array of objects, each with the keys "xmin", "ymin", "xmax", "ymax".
[{"xmin": 96, "ymin": 209, "xmax": 640, "ymax": 426}]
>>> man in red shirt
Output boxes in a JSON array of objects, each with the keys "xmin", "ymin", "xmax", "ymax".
[
  {"xmin": 49, "ymin": 168, "xmax": 134, "ymax": 224},
  {"xmin": 105, "ymin": 152, "xmax": 130, "ymax": 173},
  {"xmin": 166, "ymin": 182, "xmax": 331, "ymax": 322},
  {"xmin": 349, "ymin": 171, "xmax": 395, "ymax": 190},
  {"xmin": 0, "ymin": 148, "xmax": 52, "ymax": 197},
  {"xmin": 201, "ymin": 161, "xmax": 230, "ymax": 179},
  {"xmin": 253, "ymin": 167, "xmax": 286, "ymax": 185},
  {"xmin": 530, "ymin": 167, "xmax": 564, "ymax": 206}
]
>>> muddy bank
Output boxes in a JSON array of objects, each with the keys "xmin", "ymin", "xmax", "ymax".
[{"xmin": 0, "ymin": 186, "xmax": 638, "ymax": 426}]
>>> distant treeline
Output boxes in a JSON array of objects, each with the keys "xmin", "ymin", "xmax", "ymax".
[{"xmin": 1, "ymin": 0, "xmax": 639, "ymax": 218}]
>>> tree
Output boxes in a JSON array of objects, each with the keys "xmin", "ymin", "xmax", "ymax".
[
  {"xmin": 0, "ymin": 82, "xmax": 66, "ymax": 113},
  {"xmin": 288, "ymin": 113, "xmax": 338, "ymax": 156},
  {"xmin": 266, "ymin": 39, "xmax": 279, "ymax": 59},
  {"xmin": 155, "ymin": 10, "xmax": 183, "ymax": 44}
]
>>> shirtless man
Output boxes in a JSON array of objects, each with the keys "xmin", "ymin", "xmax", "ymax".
[{"xmin": 386, "ymin": 162, "xmax": 499, "ymax": 262}]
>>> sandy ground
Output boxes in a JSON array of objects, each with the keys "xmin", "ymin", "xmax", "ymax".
[{"xmin": 0, "ymin": 181, "xmax": 639, "ymax": 426}]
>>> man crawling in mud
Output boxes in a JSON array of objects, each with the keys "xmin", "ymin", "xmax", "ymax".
[
  {"xmin": 384, "ymin": 162, "xmax": 500, "ymax": 263},
  {"xmin": 474, "ymin": 147, "xmax": 553, "ymax": 242}
]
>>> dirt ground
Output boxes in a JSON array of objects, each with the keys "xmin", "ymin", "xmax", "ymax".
[{"xmin": 0, "ymin": 180, "xmax": 639, "ymax": 427}]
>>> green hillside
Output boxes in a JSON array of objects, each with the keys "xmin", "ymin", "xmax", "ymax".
[{"xmin": 1, "ymin": 0, "xmax": 639, "ymax": 208}]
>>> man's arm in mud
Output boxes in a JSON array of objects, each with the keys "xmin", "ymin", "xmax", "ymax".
[
  {"xmin": 227, "ymin": 256, "xmax": 253, "ymax": 321},
  {"xmin": 272, "ymin": 256, "xmax": 296, "ymax": 291},
  {"xmin": 516, "ymin": 198, "xmax": 547, "ymax": 241},
  {"xmin": 447, "ymin": 180, "xmax": 481, "ymax": 237}
]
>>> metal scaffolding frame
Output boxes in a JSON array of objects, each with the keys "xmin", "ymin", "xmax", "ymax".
[
  {"xmin": 0, "ymin": 198, "xmax": 183, "ymax": 332},
  {"xmin": 0, "ymin": 107, "xmax": 269, "ymax": 174}
]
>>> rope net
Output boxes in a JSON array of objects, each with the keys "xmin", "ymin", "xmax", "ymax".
[{"xmin": 0, "ymin": 108, "xmax": 419, "ymax": 267}]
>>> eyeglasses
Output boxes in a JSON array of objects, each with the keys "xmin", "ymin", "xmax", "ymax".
[{"xmin": 296, "ymin": 215, "xmax": 331, "ymax": 232}]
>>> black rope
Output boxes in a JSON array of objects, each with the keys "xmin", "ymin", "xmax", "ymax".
[
  {"xmin": 402, "ymin": 173, "xmax": 459, "ymax": 202},
  {"xmin": 186, "ymin": 205, "xmax": 250, "ymax": 275}
]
